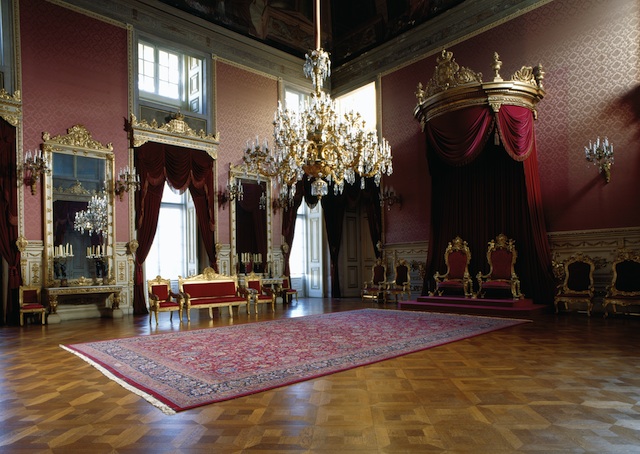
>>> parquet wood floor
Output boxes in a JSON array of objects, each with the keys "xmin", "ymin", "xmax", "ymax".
[{"xmin": 2, "ymin": 298, "xmax": 640, "ymax": 453}]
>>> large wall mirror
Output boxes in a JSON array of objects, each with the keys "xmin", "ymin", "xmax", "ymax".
[
  {"xmin": 42, "ymin": 125, "xmax": 115, "ymax": 287},
  {"xmin": 229, "ymin": 164, "xmax": 273, "ymax": 276}
]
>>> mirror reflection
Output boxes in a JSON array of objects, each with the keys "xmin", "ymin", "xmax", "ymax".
[
  {"xmin": 52, "ymin": 154, "xmax": 107, "ymax": 283},
  {"xmin": 230, "ymin": 166, "xmax": 272, "ymax": 277}
]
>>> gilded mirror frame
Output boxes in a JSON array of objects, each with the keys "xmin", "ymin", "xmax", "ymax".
[
  {"xmin": 42, "ymin": 125, "xmax": 115, "ymax": 287},
  {"xmin": 230, "ymin": 163, "xmax": 272, "ymax": 276}
]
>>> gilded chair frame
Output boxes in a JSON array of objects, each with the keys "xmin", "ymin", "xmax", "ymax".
[
  {"xmin": 361, "ymin": 258, "xmax": 388, "ymax": 303},
  {"xmin": 147, "ymin": 275, "xmax": 183, "ymax": 324},
  {"xmin": 279, "ymin": 275, "xmax": 298, "ymax": 303},
  {"xmin": 386, "ymin": 258, "xmax": 411, "ymax": 303},
  {"xmin": 19, "ymin": 285, "xmax": 47, "ymax": 326},
  {"xmin": 244, "ymin": 272, "xmax": 276, "ymax": 313},
  {"xmin": 433, "ymin": 236, "xmax": 473, "ymax": 297},
  {"xmin": 603, "ymin": 249, "xmax": 640, "ymax": 317},
  {"xmin": 476, "ymin": 233, "xmax": 523, "ymax": 299},
  {"xmin": 553, "ymin": 253, "xmax": 595, "ymax": 316}
]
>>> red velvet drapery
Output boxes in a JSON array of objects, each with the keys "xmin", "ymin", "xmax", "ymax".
[
  {"xmin": 424, "ymin": 105, "xmax": 554, "ymax": 303},
  {"xmin": 0, "ymin": 118, "xmax": 20, "ymax": 325},
  {"xmin": 133, "ymin": 142, "xmax": 216, "ymax": 314}
]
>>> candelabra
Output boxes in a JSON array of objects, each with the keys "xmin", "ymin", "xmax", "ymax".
[
  {"xmin": 218, "ymin": 177, "xmax": 243, "ymax": 208},
  {"xmin": 585, "ymin": 136, "xmax": 614, "ymax": 183},
  {"xmin": 53, "ymin": 243, "xmax": 74, "ymax": 286},
  {"xmin": 259, "ymin": 191, "xmax": 267, "ymax": 210},
  {"xmin": 23, "ymin": 149, "xmax": 50, "ymax": 195},
  {"xmin": 381, "ymin": 187, "xmax": 403, "ymax": 210},
  {"xmin": 114, "ymin": 166, "xmax": 140, "ymax": 201},
  {"xmin": 86, "ymin": 244, "xmax": 109, "ymax": 284}
]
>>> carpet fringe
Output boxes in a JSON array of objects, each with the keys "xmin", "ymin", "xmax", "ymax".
[{"xmin": 60, "ymin": 344, "xmax": 176, "ymax": 415}]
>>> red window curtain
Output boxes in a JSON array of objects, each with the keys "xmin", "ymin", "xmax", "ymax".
[
  {"xmin": 133, "ymin": 142, "xmax": 216, "ymax": 315},
  {"xmin": 424, "ymin": 105, "xmax": 554, "ymax": 303},
  {"xmin": 0, "ymin": 118, "xmax": 21, "ymax": 325}
]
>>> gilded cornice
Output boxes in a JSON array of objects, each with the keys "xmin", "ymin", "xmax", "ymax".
[
  {"xmin": 0, "ymin": 89, "xmax": 22, "ymax": 126},
  {"xmin": 128, "ymin": 113, "xmax": 219, "ymax": 160},
  {"xmin": 42, "ymin": 124, "xmax": 114, "ymax": 158},
  {"xmin": 413, "ymin": 50, "xmax": 545, "ymax": 128}
]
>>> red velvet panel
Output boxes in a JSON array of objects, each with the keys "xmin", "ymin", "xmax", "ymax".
[
  {"xmin": 248, "ymin": 280, "xmax": 261, "ymax": 292},
  {"xmin": 373, "ymin": 265, "xmax": 385, "ymax": 284},
  {"xmin": 614, "ymin": 261, "xmax": 640, "ymax": 292},
  {"xmin": 151, "ymin": 285, "xmax": 169, "ymax": 300},
  {"xmin": 184, "ymin": 282, "xmax": 237, "ymax": 298},
  {"xmin": 447, "ymin": 251, "xmax": 468, "ymax": 279},
  {"xmin": 22, "ymin": 290, "xmax": 39, "ymax": 304},
  {"xmin": 490, "ymin": 250, "xmax": 513, "ymax": 280},
  {"xmin": 396, "ymin": 265, "xmax": 409, "ymax": 284}
]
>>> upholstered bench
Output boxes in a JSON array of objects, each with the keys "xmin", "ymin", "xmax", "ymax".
[{"xmin": 178, "ymin": 267, "xmax": 248, "ymax": 322}]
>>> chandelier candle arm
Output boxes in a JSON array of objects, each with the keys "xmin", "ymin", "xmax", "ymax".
[{"xmin": 584, "ymin": 136, "xmax": 614, "ymax": 183}]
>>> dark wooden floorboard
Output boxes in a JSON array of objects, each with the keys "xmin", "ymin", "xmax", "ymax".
[{"xmin": 2, "ymin": 298, "xmax": 640, "ymax": 453}]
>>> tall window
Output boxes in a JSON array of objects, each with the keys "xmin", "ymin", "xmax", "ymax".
[
  {"xmin": 145, "ymin": 183, "xmax": 188, "ymax": 280},
  {"xmin": 336, "ymin": 82, "xmax": 377, "ymax": 130},
  {"xmin": 137, "ymin": 40, "xmax": 204, "ymax": 115},
  {"xmin": 0, "ymin": 0, "xmax": 14, "ymax": 91}
]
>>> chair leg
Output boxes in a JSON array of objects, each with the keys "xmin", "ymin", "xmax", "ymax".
[{"xmin": 20, "ymin": 313, "xmax": 24, "ymax": 326}]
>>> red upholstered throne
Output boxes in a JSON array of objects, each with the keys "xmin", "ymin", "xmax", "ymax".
[
  {"xmin": 362, "ymin": 258, "xmax": 387, "ymax": 303},
  {"xmin": 433, "ymin": 236, "xmax": 473, "ymax": 297},
  {"xmin": 476, "ymin": 234, "xmax": 523, "ymax": 299},
  {"xmin": 603, "ymin": 249, "xmax": 640, "ymax": 317},
  {"xmin": 147, "ymin": 276, "xmax": 183, "ymax": 324}
]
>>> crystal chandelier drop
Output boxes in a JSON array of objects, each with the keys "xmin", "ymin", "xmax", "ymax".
[
  {"xmin": 74, "ymin": 194, "xmax": 109, "ymax": 235},
  {"xmin": 243, "ymin": 0, "xmax": 393, "ymax": 200}
]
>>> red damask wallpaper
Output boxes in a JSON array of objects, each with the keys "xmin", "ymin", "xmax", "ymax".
[
  {"xmin": 20, "ymin": 0, "xmax": 129, "ymax": 241},
  {"xmin": 382, "ymin": 0, "xmax": 640, "ymax": 245},
  {"xmin": 214, "ymin": 61, "xmax": 279, "ymax": 245}
]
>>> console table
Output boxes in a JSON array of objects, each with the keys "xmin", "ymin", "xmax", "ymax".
[{"xmin": 44, "ymin": 285, "xmax": 123, "ymax": 323}]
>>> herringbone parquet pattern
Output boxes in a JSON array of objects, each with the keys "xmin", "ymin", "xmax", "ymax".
[{"xmin": 2, "ymin": 299, "xmax": 640, "ymax": 453}]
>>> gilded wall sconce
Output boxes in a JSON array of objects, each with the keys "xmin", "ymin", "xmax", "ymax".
[{"xmin": 585, "ymin": 136, "xmax": 613, "ymax": 183}]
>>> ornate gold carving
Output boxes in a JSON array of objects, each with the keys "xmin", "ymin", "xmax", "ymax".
[
  {"xmin": 128, "ymin": 112, "xmax": 219, "ymax": 159},
  {"xmin": 0, "ymin": 89, "xmax": 22, "ymax": 126},
  {"xmin": 54, "ymin": 180, "xmax": 92, "ymax": 196},
  {"xmin": 421, "ymin": 49, "xmax": 483, "ymax": 98},
  {"xmin": 15, "ymin": 235, "xmax": 28, "ymax": 253},
  {"xmin": 42, "ymin": 124, "xmax": 113, "ymax": 153},
  {"xmin": 127, "ymin": 239, "xmax": 139, "ymax": 255},
  {"xmin": 414, "ymin": 50, "xmax": 546, "ymax": 126}
]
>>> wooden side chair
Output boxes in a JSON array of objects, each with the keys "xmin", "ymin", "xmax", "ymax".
[
  {"xmin": 603, "ymin": 249, "xmax": 640, "ymax": 317},
  {"xmin": 19, "ymin": 285, "xmax": 47, "ymax": 326},
  {"xmin": 244, "ymin": 273, "xmax": 276, "ymax": 313},
  {"xmin": 147, "ymin": 275, "xmax": 183, "ymax": 324},
  {"xmin": 433, "ymin": 236, "xmax": 473, "ymax": 297},
  {"xmin": 361, "ymin": 258, "xmax": 387, "ymax": 303},
  {"xmin": 554, "ymin": 253, "xmax": 595, "ymax": 316},
  {"xmin": 386, "ymin": 258, "xmax": 411, "ymax": 303},
  {"xmin": 476, "ymin": 233, "xmax": 523, "ymax": 299},
  {"xmin": 279, "ymin": 275, "xmax": 298, "ymax": 303}
]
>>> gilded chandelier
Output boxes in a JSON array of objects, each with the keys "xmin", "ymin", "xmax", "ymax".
[
  {"xmin": 243, "ymin": 0, "xmax": 392, "ymax": 200},
  {"xmin": 584, "ymin": 136, "xmax": 613, "ymax": 183}
]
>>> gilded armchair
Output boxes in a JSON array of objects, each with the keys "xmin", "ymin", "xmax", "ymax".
[
  {"xmin": 433, "ymin": 236, "xmax": 473, "ymax": 297},
  {"xmin": 476, "ymin": 234, "xmax": 523, "ymax": 299},
  {"xmin": 362, "ymin": 258, "xmax": 387, "ymax": 303},
  {"xmin": 603, "ymin": 249, "xmax": 640, "ymax": 317},
  {"xmin": 147, "ymin": 275, "xmax": 183, "ymax": 324},
  {"xmin": 554, "ymin": 253, "xmax": 595, "ymax": 316},
  {"xmin": 386, "ymin": 259, "xmax": 411, "ymax": 303}
]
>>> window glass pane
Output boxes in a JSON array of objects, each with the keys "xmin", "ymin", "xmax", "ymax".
[
  {"xmin": 336, "ymin": 82, "xmax": 377, "ymax": 131},
  {"xmin": 289, "ymin": 206, "xmax": 306, "ymax": 277}
]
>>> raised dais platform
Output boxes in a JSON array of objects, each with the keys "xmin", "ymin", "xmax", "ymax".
[{"xmin": 398, "ymin": 295, "xmax": 550, "ymax": 316}]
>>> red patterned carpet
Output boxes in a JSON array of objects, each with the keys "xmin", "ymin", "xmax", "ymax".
[{"xmin": 61, "ymin": 309, "xmax": 527, "ymax": 414}]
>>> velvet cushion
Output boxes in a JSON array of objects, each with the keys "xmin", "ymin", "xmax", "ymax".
[
  {"xmin": 158, "ymin": 301, "xmax": 180, "ymax": 308},
  {"xmin": 184, "ymin": 282, "xmax": 237, "ymax": 298},
  {"xmin": 190, "ymin": 296, "xmax": 245, "ymax": 305},
  {"xmin": 490, "ymin": 250, "xmax": 513, "ymax": 279}
]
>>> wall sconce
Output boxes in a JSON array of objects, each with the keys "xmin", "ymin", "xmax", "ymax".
[
  {"xmin": 272, "ymin": 192, "xmax": 294, "ymax": 212},
  {"xmin": 585, "ymin": 136, "xmax": 613, "ymax": 183},
  {"xmin": 114, "ymin": 166, "xmax": 140, "ymax": 201},
  {"xmin": 217, "ymin": 177, "xmax": 243, "ymax": 208},
  {"xmin": 23, "ymin": 149, "xmax": 50, "ymax": 195},
  {"xmin": 259, "ymin": 191, "xmax": 267, "ymax": 210},
  {"xmin": 380, "ymin": 187, "xmax": 403, "ymax": 211}
]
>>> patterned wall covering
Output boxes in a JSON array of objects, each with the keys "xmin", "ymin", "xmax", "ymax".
[
  {"xmin": 20, "ymin": 0, "xmax": 129, "ymax": 241},
  {"xmin": 214, "ymin": 61, "xmax": 279, "ymax": 246},
  {"xmin": 382, "ymin": 0, "xmax": 640, "ymax": 246}
]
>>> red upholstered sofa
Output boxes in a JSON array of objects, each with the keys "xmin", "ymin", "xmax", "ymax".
[{"xmin": 178, "ymin": 267, "xmax": 248, "ymax": 322}]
